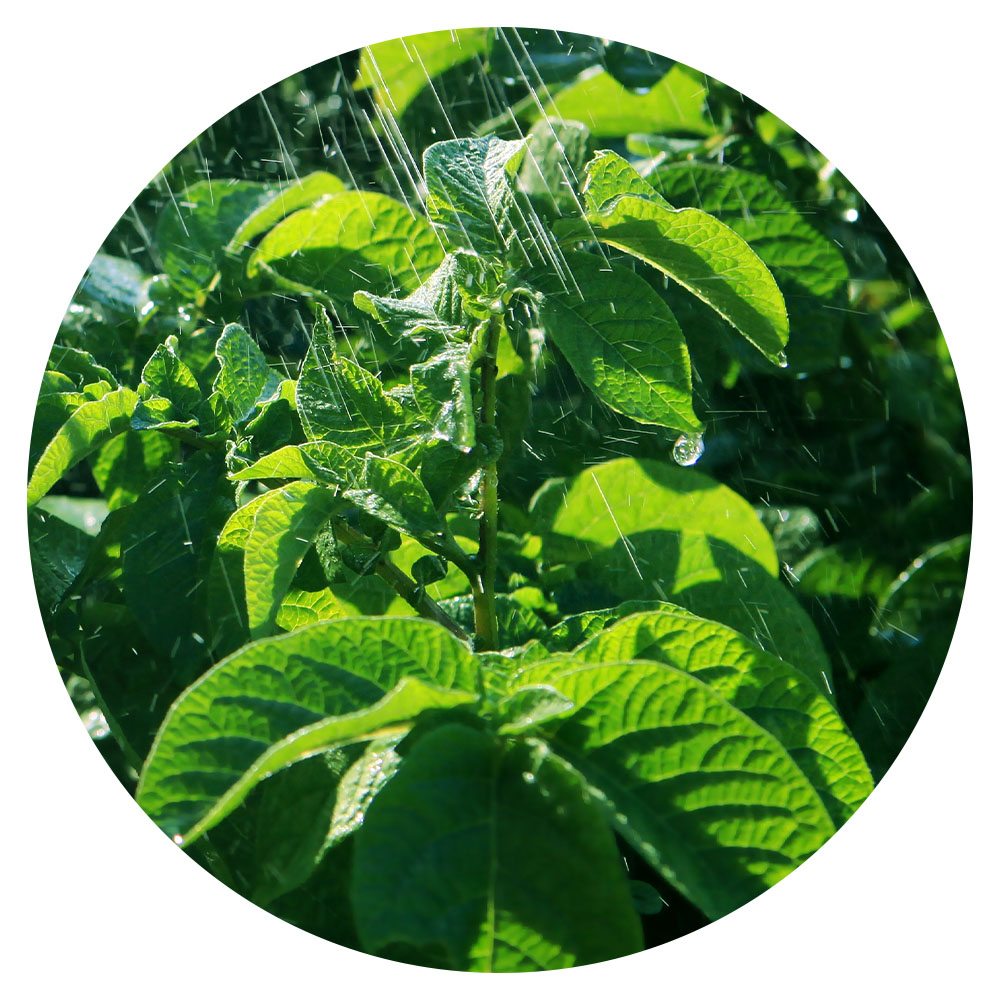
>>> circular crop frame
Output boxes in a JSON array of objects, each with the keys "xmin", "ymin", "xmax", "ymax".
[{"xmin": 26, "ymin": 26, "xmax": 972, "ymax": 974}]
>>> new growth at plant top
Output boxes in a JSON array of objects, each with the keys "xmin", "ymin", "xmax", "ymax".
[{"xmin": 27, "ymin": 29, "xmax": 971, "ymax": 973}]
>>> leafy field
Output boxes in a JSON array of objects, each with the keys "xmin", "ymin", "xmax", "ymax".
[{"xmin": 27, "ymin": 28, "xmax": 971, "ymax": 972}]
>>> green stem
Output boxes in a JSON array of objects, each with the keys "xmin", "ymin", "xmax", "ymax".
[
  {"xmin": 332, "ymin": 521, "xmax": 470, "ymax": 643},
  {"xmin": 473, "ymin": 316, "xmax": 502, "ymax": 650}
]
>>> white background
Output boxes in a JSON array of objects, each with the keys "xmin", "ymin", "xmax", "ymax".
[{"xmin": 2, "ymin": 1, "xmax": 997, "ymax": 996}]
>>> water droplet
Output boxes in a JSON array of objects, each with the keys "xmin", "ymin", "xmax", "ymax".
[
  {"xmin": 522, "ymin": 771, "xmax": 536, "ymax": 784},
  {"xmin": 776, "ymin": 351, "xmax": 789, "ymax": 368},
  {"xmin": 172, "ymin": 834, "xmax": 185, "ymax": 846},
  {"xmin": 672, "ymin": 432, "xmax": 704, "ymax": 467}
]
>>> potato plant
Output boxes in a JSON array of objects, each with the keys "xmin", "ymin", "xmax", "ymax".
[{"xmin": 27, "ymin": 30, "xmax": 970, "ymax": 972}]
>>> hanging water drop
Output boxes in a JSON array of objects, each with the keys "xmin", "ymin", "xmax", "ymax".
[
  {"xmin": 172, "ymin": 834, "xmax": 185, "ymax": 847},
  {"xmin": 776, "ymin": 351, "xmax": 789, "ymax": 368},
  {"xmin": 672, "ymin": 432, "xmax": 704, "ymax": 467}
]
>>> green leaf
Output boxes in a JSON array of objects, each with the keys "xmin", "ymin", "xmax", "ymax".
[
  {"xmin": 121, "ymin": 453, "xmax": 229, "ymax": 665},
  {"xmin": 519, "ymin": 118, "xmax": 592, "ymax": 215},
  {"xmin": 275, "ymin": 588, "xmax": 351, "ymax": 631},
  {"xmin": 540, "ymin": 457, "xmax": 777, "ymax": 575},
  {"xmin": 139, "ymin": 674, "xmax": 477, "ymax": 846},
  {"xmin": 354, "ymin": 250, "xmax": 486, "ymax": 344},
  {"xmin": 28, "ymin": 507, "xmax": 93, "ymax": 621},
  {"xmin": 601, "ymin": 43, "xmax": 674, "ymax": 92},
  {"xmin": 353, "ymin": 723, "xmax": 642, "ymax": 971},
  {"xmin": 648, "ymin": 162, "xmax": 849, "ymax": 370},
  {"xmin": 515, "ymin": 659, "xmax": 835, "ymax": 919},
  {"xmin": 423, "ymin": 136, "xmax": 527, "ymax": 256},
  {"xmin": 27, "ymin": 387, "xmax": 139, "ymax": 506},
  {"xmin": 80, "ymin": 253, "xmax": 151, "ymax": 317},
  {"xmin": 246, "ymin": 753, "xmax": 351, "ymax": 906},
  {"xmin": 355, "ymin": 29, "xmax": 488, "ymax": 116},
  {"xmin": 528, "ymin": 252, "xmax": 701, "ymax": 434},
  {"xmin": 580, "ymin": 149, "xmax": 671, "ymax": 213},
  {"xmin": 410, "ymin": 345, "xmax": 476, "ymax": 451},
  {"xmin": 572, "ymin": 609, "xmax": 872, "ymax": 824},
  {"xmin": 563, "ymin": 178, "xmax": 789, "ymax": 364},
  {"xmin": 46, "ymin": 344, "xmax": 117, "ymax": 390},
  {"xmin": 345, "ymin": 454, "xmax": 444, "ymax": 539},
  {"xmin": 206, "ymin": 493, "xmax": 271, "ymax": 657},
  {"xmin": 548, "ymin": 600, "xmax": 678, "ymax": 650},
  {"xmin": 296, "ymin": 328, "xmax": 424, "ymax": 453},
  {"xmin": 155, "ymin": 174, "xmax": 344, "ymax": 296},
  {"xmin": 231, "ymin": 171, "xmax": 346, "ymax": 247},
  {"xmin": 213, "ymin": 323, "xmax": 280, "ymax": 425},
  {"xmin": 248, "ymin": 191, "xmax": 443, "ymax": 305},
  {"xmin": 496, "ymin": 684, "xmax": 576, "ymax": 735},
  {"xmin": 538, "ymin": 63, "xmax": 712, "ymax": 137},
  {"xmin": 90, "ymin": 430, "xmax": 177, "ymax": 511},
  {"xmin": 140, "ymin": 342, "xmax": 202, "ymax": 414},
  {"xmin": 244, "ymin": 483, "xmax": 341, "ymax": 639},
  {"xmin": 324, "ymin": 736, "xmax": 403, "ymax": 847}
]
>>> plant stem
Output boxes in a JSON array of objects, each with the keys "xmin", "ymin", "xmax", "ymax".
[
  {"xmin": 473, "ymin": 316, "xmax": 502, "ymax": 650},
  {"xmin": 332, "ymin": 521, "xmax": 470, "ymax": 643}
]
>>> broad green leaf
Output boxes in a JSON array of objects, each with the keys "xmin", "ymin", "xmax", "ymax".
[
  {"xmin": 243, "ymin": 378, "xmax": 300, "ymax": 456},
  {"xmin": 90, "ymin": 430, "xmax": 177, "ymax": 511},
  {"xmin": 548, "ymin": 600, "xmax": 679, "ymax": 650},
  {"xmin": 31, "ymin": 372, "xmax": 87, "ymax": 470},
  {"xmin": 27, "ymin": 387, "xmax": 139, "ymax": 506},
  {"xmin": 487, "ymin": 28, "xmax": 600, "ymax": 86},
  {"xmin": 139, "ymin": 676, "xmax": 476, "ymax": 845},
  {"xmin": 230, "ymin": 446, "xmax": 316, "ymax": 482},
  {"xmin": 231, "ymin": 442, "xmax": 360, "ymax": 488},
  {"xmin": 345, "ymin": 454, "xmax": 444, "ymax": 539},
  {"xmin": 648, "ymin": 162, "xmax": 849, "ymax": 369},
  {"xmin": 246, "ymin": 753, "xmax": 349, "ymax": 906},
  {"xmin": 296, "ymin": 328, "xmax": 424, "ymax": 453},
  {"xmin": 853, "ymin": 535, "xmax": 970, "ymax": 780},
  {"xmin": 80, "ymin": 253, "xmax": 151, "ymax": 316},
  {"xmin": 139, "ymin": 617, "xmax": 478, "ymax": 835},
  {"xmin": 496, "ymin": 684, "xmax": 576, "ymax": 735},
  {"xmin": 572, "ymin": 610, "xmax": 873, "ymax": 824},
  {"xmin": 155, "ymin": 174, "xmax": 344, "ymax": 295},
  {"xmin": 121, "ymin": 453, "xmax": 229, "ymax": 665},
  {"xmin": 130, "ymin": 395, "xmax": 199, "ymax": 434},
  {"xmin": 213, "ymin": 323, "xmax": 280, "ymax": 425},
  {"xmin": 353, "ymin": 724, "xmax": 642, "ymax": 971},
  {"xmin": 541, "ymin": 457, "xmax": 777, "ymax": 575},
  {"xmin": 140, "ymin": 342, "xmax": 202, "ymax": 414},
  {"xmin": 423, "ymin": 136, "xmax": 527, "ymax": 256},
  {"xmin": 248, "ymin": 191, "xmax": 442, "ymax": 305},
  {"xmin": 516, "ymin": 659, "xmax": 835, "ymax": 919},
  {"xmin": 563, "ymin": 535, "xmax": 833, "ymax": 692},
  {"xmin": 207, "ymin": 493, "xmax": 271, "ymax": 657},
  {"xmin": 276, "ymin": 588, "xmax": 351, "ymax": 631},
  {"xmin": 355, "ymin": 29, "xmax": 488, "ymax": 116},
  {"xmin": 231, "ymin": 171, "xmax": 346, "ymax": 247},
  {"xmin": 244, "ymin": 483, "xmax": 341, "ymax": 639},
  {"xmin": 601, "ymin": 43, "xmax": 674, "ymax": 91},
  {"xmin": 410, "ymin": 345, "xmax": 476, "ymax": 451},
  {"xmin": 528, "ymin": 252, "xmax": 701, "ymax": 434},
  {"xmin": 539, "ymin": 63, "xmax": 712, "ymax": 137},
  {"xmin": 581, "ymin": 149, "xmax": 671, "ymax": 213},
  {"xmin": 46, "ymin": 344, "xmax": 117, "ymax": 390},
  {"xmin": 324, "ymin": 736, "xmax": 403, "ymax": 847},
  {"xmin": 563, "ymin": 188, "xmax": 789, "ymax": 364},
  {"xmin": 156, "ymin": 179, "xmax": 278, "ymax": 295},
  {"xmin": 519, "ymin": 118, "xmax": 592, "ymax": 215},
  {"xmin": 354, "ymin": 250, "xmax": 486, "ymax": 344},
  {"xmin": 28, "ymin": 507, "xmax": 93, "ymax": 621}
]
